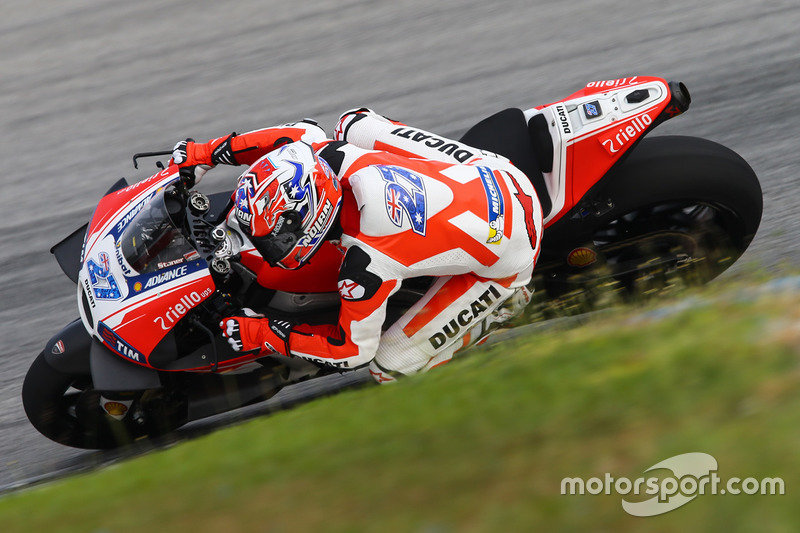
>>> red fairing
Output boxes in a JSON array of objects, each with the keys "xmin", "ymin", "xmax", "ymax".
[
  {"xmin": 541, "ymin": 76, "xmax": 664, "ymax": 107},
  {"xmin": 80, "ymin": 166, "xmax": 217, "ymax": 367},
  {"xmin": 570, "ymin": 106, "xmax": 664, "ymax": 204},
  {"xmin": 105, "ymin": 277, "xmax": 216, "ymax": 363},
  {"xmin": 535, "ymin": 76, "xmax": 675, "ymax": 226},
  {"xmin": 86, "ymin": 168, "xmax": 176, "ymax": 241}
]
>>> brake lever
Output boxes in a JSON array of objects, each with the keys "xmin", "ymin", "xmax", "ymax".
[{"xmin": 132, "ymin": 150, "xmax": 173, "ymax": 169}]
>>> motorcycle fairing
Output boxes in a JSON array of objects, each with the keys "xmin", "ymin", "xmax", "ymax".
[
  {"xmin": 78, "ymin": 167, "xmax": 215, "ymax": 365},
  {"xmin": 524, "ymin": 76, "xmax": 677, "ymax": 227},
  {"xmin": 50, "ymin": 178, "xmax": 131, "ymax": 284}
]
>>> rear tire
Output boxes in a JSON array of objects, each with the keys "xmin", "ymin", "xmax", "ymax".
[
  {"xmin": 536, "ymin": 135, "xmax": 762, "ymax": 310},
  {"xmin": 597, "ymin": 135, "xmax": 761, "ymax": 250}
]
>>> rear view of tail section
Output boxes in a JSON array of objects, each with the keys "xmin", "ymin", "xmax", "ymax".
[{"xmin": 522, "ymin": 76, "xmax": 687, "ymax": 226}]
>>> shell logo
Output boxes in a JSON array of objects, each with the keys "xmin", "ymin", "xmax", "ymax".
[
  {"xmin": 133, "ymin": 281, "xmax": 143, "ymax": 292},
  {"xmin": 567, "ymin": 247, "xmax": 598, "ymax": 268},
  {"xmin": 103, "ymin": 401, "xmax": 129, "ymax": 417}
]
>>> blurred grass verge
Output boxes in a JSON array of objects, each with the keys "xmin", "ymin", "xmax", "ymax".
[{"xmin": 1, "ymin": 276, "xmax": 798, "ymax": 532}]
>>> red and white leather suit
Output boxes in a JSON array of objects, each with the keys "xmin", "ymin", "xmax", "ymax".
[{"xmin": 187, "ymin": 110, "xmax": 542, "ymax": 382}]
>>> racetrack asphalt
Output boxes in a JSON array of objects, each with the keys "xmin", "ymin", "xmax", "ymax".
[{"xmin": 1, "ymin": 0, "xmax": 799, "ymax": 492}]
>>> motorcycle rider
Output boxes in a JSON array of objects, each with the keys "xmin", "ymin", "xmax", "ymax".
[{"xmin": 171, "ymin": 109, "xmax": 542, "ymax": 383}]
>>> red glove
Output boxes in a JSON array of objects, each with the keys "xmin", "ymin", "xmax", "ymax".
[
  {"xmin": 220, "ymin": 309, "xmax": 293, "ymax": 356},
  {"xmin": 171, "ymin": 133, "xmax": 239, "ymax": 185}
]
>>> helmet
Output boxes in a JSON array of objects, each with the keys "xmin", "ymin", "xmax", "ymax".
[{"xmin": 232, "ymin": 141, "xmax": 341, "ymax": 269}]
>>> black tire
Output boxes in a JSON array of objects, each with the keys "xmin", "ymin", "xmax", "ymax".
[
  {"xmin": 538, "ymin": 135, "xmax": 762, "ymax": 303},
  {"xmin": 22, "ymin": 351, "xmax": 182, "ymax": 449},
  {"xmin": 23, "ymin": 351, "xmax": 113, "ymax": 448},
  {"xmin": 598, "ymin": 135, "xmax": 761, "ymax": 248}
]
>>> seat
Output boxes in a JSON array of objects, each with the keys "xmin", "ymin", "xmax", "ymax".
[{"xmin": 459, "ymin": 108, "xmax": 553, "ymax": 217}]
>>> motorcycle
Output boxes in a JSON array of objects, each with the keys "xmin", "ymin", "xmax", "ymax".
[{"xmin": 23, "ymin": 76, "xmax": 762, "ymax": 448}]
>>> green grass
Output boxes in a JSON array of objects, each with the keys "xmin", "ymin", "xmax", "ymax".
[{"xmin": 2, "ymin": 280, "xmax": 800, "ymax": 532}]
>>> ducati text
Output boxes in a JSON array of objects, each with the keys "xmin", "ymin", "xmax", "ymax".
[
  {"xmin": 390, "ymin": 127, "xmax": 475, "ymax": 163},
  {"xmin": 555, "ymin": 105, "xmax": 572, "ymax": 135},
  {"xmin": 428, "ymin": 286, "xmax": 503, "ymax": 350}
]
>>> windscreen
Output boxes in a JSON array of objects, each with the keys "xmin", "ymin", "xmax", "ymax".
[{"xmin": 119, "ymin": 189, "xmax": 197, "ymax": 274}]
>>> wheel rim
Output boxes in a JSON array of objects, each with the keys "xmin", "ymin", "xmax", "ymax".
[
  {"xmin": 529, "ymin": 200, "xmax": 747, "ymax": 318},
  {"xmin": 591, "ymin": 201, "xmax": 742, "ymax": 287}
]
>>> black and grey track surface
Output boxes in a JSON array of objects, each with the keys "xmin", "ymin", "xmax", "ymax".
[{"xmin": 1, "ymin": 0, "xmax": 798, "ymax": 491}]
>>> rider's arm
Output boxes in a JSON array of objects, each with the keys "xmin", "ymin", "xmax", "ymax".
[
  {"xmin": 182, "ymin": 120, "xmax": 327, "ymax": 167},
  {"xmin": 285, "ymin": 245, "xmax": 401, "ymax": 369}
]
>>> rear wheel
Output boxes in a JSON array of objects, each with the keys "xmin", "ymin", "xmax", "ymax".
[{"xmin": 533, "ymin": 135, "xmax": 762, "ymax": 315}]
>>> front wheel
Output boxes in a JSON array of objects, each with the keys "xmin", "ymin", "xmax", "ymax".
[
  {"xmin": 536, "ymin": 135, "xmax": 762, "ymax": 311},
  {"xmin": 22, "ymin": 351, "xmax": 186, "ymax": 449}
]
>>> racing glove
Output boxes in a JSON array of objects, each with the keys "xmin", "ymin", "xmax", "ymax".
[
  {"xmin": 220, "ymin": 308, "xmax": 293, "ymax": 356},
  {"xmin": 490, "ymin": 286, "xmax": 533, "ymax": 325},
  {"xmin": 171, "ymin": 140, "xmax": 212, "ymax": 186},
  {"xmin": 171, "ymin": 133, "xmax": 239, "ymax": 185}
]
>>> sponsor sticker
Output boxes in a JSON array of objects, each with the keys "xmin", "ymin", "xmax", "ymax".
[
  {"xmin": 103, "ymin": 401, "xmax": 129, "ymax": 417},
  {"xmin": 586, "ymin": 76, "xmax": 639, "ymax": 89},
  {"xmin": 157, "ymin": 258, "xmax": 185, "ymax": 269},
  {"xmin": 338, "ymin": 279, "xmax": 366, "ymax": 300},
  {"xmin": 477, "ymin": 166, "xmax": 505, "ymax": 245},
  {"xmin": 390, "ymin": 127, "xmax": 475, "ymax": 163},
  {"xmin": 599, "ymin": 113, "xmax": 653, "ymax": 155},
  {"xmin": 555, "ymin": 104, "xmax": 572, "ymax": 135},
  {"xmin": 86, "ymin": 252, "xmax": 123, "ymax": 300},
  {"xmin": 567, "ymin": 247, "xmax": 598, "ymax": 268},
  {"xmin": 143, "ymin": 265, "xmax": 189, "ymax": 290},
  {"xmin": 111, "ymin": 190, "xmax": 158, "ymax": 239},
  {"xmin": 378, "ymin": 166, "xmax": 427, "ymax": 236},
  {"xmin": 428, "ymin": 286, "xmax": 502, "ymax": 350},
  {"xmin": 98, "ymin": 322, "xmax": 143, "ymax": 363},
  {"xmin": 297, "ymin": 199, "xmax": 334, "ymax": 248},
  {"xmin": 583, "ymin": 101, "xmax": 602, "ymax": 119},
  {"xmin": 153, "ymin": 288, "xmax": 212, "ymax": 331}
]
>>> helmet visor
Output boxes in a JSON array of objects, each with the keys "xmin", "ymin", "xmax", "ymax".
[
  {"xmin": 249, "ymin": 210, "xmax": 304, "ymax": 268},
  {"xmin": 252, "ymin": 232, "xmax": 298, "ymax": 267}
]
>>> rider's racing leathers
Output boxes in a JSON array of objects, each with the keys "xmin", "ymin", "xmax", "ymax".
[{"xmin": 185, "ymin": 110, "xmax": 542, "ymax": 382}]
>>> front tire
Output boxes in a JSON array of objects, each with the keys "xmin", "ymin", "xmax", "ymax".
[{"xmin": 22, "ymin": 351, "xmax": 183, "ymax": 449}]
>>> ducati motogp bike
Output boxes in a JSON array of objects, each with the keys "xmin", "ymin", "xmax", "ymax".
[{"xmin": 23, "ymin": 75, "xmax": 762, "ymax": 448}]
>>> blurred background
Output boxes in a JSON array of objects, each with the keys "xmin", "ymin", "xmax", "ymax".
[{"xmin": 1, "ymin": 0, "xmax": 798, "ymax": 511}]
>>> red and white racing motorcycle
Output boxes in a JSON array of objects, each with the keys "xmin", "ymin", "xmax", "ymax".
[{"xmin": 23, "ymin": 76, "xmax": 762, "ymax": 448}]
